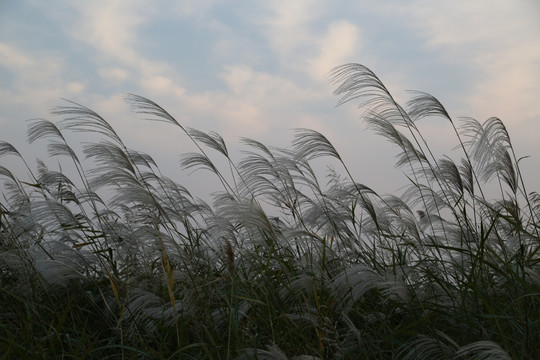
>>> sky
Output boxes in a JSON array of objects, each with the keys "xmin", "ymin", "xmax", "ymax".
[{"xmin": 1, "ymin": 0, "xmax": 540, "ymax": 198}]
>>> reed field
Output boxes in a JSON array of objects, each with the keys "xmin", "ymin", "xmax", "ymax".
[{"xmin": 1, "ymin": 64, "xmax": 538, "ymax": 359}]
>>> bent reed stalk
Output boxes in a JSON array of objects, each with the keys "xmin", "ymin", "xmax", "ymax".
[{"xmin": 0, "ymin": 64, "xmax": 538, "ymax": 359}]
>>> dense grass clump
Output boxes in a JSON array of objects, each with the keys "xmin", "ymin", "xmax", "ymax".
[{"xmin": 1, "ymin": 64, "xmax": 539, "ymax": 359}]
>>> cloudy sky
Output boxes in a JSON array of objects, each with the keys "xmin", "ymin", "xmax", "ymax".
[{"xmin": 1, "ymin": 0, "xmax": 539, "ymax": 197}]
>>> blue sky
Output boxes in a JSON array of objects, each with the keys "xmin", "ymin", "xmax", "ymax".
[{"xmin": 1, "ymin": 0, "xmax": 539, "ymax": 196}]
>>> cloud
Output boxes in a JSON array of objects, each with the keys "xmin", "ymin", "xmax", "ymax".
[
  {"xmin": 140, "ymin": 74, "xmax": 186, "ymax": 97},
  {"xmin": 262, "ymin": 0, "xmax": 324, "ymax": 44},
  {"xmin": 215, "ymin": 65, "xmax": 308, "ymax": 137},
  {"xmin": 260, "ymin": 0, "xmax": 326, "ymax": 67},
  {"xmin": 0, "ymin": 42, "xmax": 33, "ymax": 69},
  {"xmin": 403, "ymin": 1, "xmax": 539, "ymax": 50},
  {"xmin": 0, "ymin": 41, "xmax": 85, "ymax": 113},
  {"xmin": 307, "ymin": 20, "xmax": 361, "ymax": 81},
  {"xmin": 466, "ymin": 45, "xmax": 540, "ymax": 123},
  {"xmin": 186, "ymin": 64, "xmax": 328, "ymax": 139},
  {"xmin": 115, "ymin": 63, "xmax": 334, "ymax": 144},
  {"xmin": 66, "ymin": 0, "xmax": 149, "ymax": 64},
  {"xmin": 393, "ymin": 0, "xmax": 540, "ymax": 124},
  {"xmin": 257, "ymin": 1, "xmax": 365, "ymax": 86},
  {"xmin": 57, "ymin": 0, "xmax": 186, "ymax": 99},
  {"xmin": 98, "ymin": 67, "xmax": 131, "ymax": 83},
  {"xmin": 43, "ymin": 0, "xmax": 349, "ymax": 141}
]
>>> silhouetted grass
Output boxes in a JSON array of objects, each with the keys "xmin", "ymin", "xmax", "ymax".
[{"xmin": 1, "ymin": 64, "xmax": 538, "ymax": 359}]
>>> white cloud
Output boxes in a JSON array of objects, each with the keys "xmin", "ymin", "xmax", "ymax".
[
  {"xmin": 67, "ymin": 0, "xmax": 149, "ymax": 64},
  {"xmin": 193, "ymin": 65, "xmax": 327, "ymax": 139},
  {"xmin": 140, "ymin": 74, "xmax": 185, "ymax": 97},
  {"xmin": 39, "ymin": 0, "xmax": 344, "ymax": 145},
  {"xmin": 307, "ymin": 20, "xmax": 361, "ymax": 81},
  {"xmin": 467, "ymin": 45, "xmax": 540, "ymax": 122},
  {"xmin": 59, "ymin": 0, "xmax": 186, "ymax": 98},
  {"xmin": 65, "ymin": 81, "xmax": 85, "ymax": 95},
  {"xmin": 0, "ymin": 42, "xmax": 34, "ymax": 69},
  {"xmin": 118, "ymin": 64, "xmax": 332, "ymax": 144},
  {"xmin": 404, "ymin": 1, "xmax": 538, "ymax": 50},
  {"xmin": 260, "ymin": 0, "xmax": 326, "ymax": 67},
  {"xmin": 393, "ymin": 0, "xmax": 540, "ymax": 124},
  {"xmin": 257, "ymin": 1, "xmax": 365, "ymax": 85},
  {"xmin": 0, "ymin": 41, "xmax": 84, "ymax": 113},
  {"xmin": 98, "ymin": 67, "xmax": 131, "ymax": 83}
]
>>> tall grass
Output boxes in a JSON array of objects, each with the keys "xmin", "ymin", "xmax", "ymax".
[{"xmin": 1, "ymin": 64, "xmax": 538, "ymax": 359}]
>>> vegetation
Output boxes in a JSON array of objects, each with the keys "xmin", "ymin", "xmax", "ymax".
[{"xmin": 1, "ymin": 64, "xmax": 538, "ymax": 359}]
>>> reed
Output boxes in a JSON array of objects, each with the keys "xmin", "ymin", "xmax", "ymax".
[{"xmin": 0, "ymin": 64, "xmax": 538, "ymax": 359}]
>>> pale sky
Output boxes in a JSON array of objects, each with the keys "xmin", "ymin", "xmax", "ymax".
[{"xmin": 1, "ymin": 0, "xmax": 539, "ymax": 197}]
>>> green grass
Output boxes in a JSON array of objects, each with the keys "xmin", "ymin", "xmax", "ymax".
[{"xmin": 1, "ymin": 63, "xmax": 538, "ymax": 359}]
